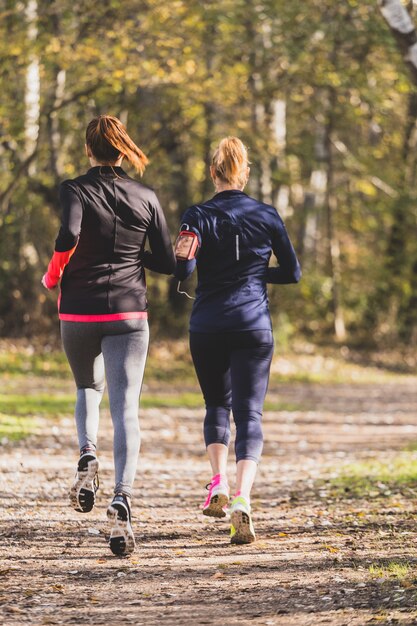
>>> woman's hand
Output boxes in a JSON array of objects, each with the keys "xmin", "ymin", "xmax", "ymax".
[{"xmin": 41, "ymin": 274, "xmax": 57, "ymax": 289}]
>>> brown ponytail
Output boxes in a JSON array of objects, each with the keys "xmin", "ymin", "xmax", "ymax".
[
  {"xmin": 211, "ymin": 137, "xmax": 249, "ymax": 188},
  {"xmin": 85, "ymin": 115, "xmax": 149, "ymax": 175}
]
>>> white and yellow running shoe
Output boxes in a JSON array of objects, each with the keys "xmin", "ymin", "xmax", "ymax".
[{"xmin": 230, "ymin": 495, "xmax": 256, "ymax": 544}]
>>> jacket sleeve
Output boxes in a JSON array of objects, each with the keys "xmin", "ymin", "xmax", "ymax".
[
  {"xmin": 173, "ymin": 208, "xmax": 201, "ymax": 282},
  {"xmin": 266, "ymin": 212, "xmax": 301, "ymax": 285},
  {"xmin": 42, "ymin": 181, "xmax": 82, "ymax": 289},
  {"xmin": 142, "ymin": 194, "xmax": 176, "ymax": 275}
]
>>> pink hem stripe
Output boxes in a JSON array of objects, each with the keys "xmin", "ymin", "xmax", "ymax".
[{"xmin": 59, "ymin": 312, "xmax": 148, "ymax": 322}]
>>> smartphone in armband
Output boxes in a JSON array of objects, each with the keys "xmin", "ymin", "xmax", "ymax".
[{"xmin": 175, "ymin": 230, "xmax": 199, "ymax": 260}]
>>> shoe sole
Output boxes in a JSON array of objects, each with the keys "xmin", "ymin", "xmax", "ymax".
[
  {"xmin": 107, "ymin": 503, "xmax": 135, "ymax": 556},
  {"xmin": 230, "ymin": 510, "xmax": 256, "ymax": 544},
  {"xmin": 69, "ymin": 458, "xmax": 99, "ymax": 513},
  {"xmin": 203, "ymin": 493, "xmax": 229, "ymax": 518}
]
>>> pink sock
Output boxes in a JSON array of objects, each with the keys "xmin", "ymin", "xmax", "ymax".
[
  {"xmin": 211, "ymin": 473, "xmax": 228, "ymax": 484},
  {"xmin": 234, "ymin": 490, "xmax": 250, "ymax": 504}
]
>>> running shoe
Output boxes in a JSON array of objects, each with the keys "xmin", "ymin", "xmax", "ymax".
[
  {"xmin": 203, "ymin": 474, "xmax": 229, "ymax": 518},
  {"xmin": 107, "ymin": 494, "xmax": 135, "ymax": 556},
  {"xmin": 69, "ymin": 452, "xmax": 99, "ymax": 513},
  {"xmin": 230, "ymin": 495, "xmax": 256, "ymax": 544}
]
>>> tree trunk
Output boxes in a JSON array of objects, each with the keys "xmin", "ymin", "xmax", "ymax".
[
  {"xmin": 245, "ymin": 16, "xmax": 263, "ymax": 200},
  {"xmin": 24, "ymin": 0, "xmax": 40, "ymax": 174},
  {"xmin": 201, "ymin": 20, "xmax": 216, "ymax": 200},
  {"xmin": 379, "ymin": 0, "xmax": 417, "ymax": 82},
  {"xmin": 48, "ymin": 69, "xmax": 66, "ymax": 180},
  {"xmin": 272, "ymin": 99, "xmax": 287, "ymax": 170},
  {"xmin": 324, "ymin": 98, "xmax": 346, "ymax": 342},
  {"xmin": 325, "ymin": 184, "xmax": 346, "ymax": 341},
  {"xmin": 304, "ymin": 121, "xmax": 327, "ymax": 267}
]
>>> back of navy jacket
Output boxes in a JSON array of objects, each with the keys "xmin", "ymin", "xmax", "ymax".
[{"xmin": 175, "ymin": 189, "xmax": 301, "ymax": 333}]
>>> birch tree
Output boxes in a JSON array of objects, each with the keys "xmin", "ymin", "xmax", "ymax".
[{"xmin": 24, "ymin": 0, "xmax": 40, "ymax": 171}]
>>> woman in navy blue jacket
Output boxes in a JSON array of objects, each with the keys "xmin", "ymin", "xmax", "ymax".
[{"xmin": 175, "ymin": 137, "xmax": 301, "ymax": 544}]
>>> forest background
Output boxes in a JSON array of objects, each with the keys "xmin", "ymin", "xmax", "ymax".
[{"xmin": 1, "ymin": 0, "xmax": 417, "ymax": 350}]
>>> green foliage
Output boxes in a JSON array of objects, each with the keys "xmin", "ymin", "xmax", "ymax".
[
  {"xmin": 140, "ymin": 393, "xmax": 302, "ymax": 411},
  {"xmin": 0, "ymin": 393, "xmax": 74, "ymax": 416},
  {"xmin": 369, "ymin": 561, "xmax": 411, "ymax": 581},
  {"xmin": 0, "ymin": 350, "xmax": 71, "ymax": 378},
  {"xmin": 0, "ymin": 414, "xmax": 39, "ymax": 442},
  {"xmin": 329, "ymin": 454, "xmax": 417, "ymax": 498},
  {"xmin": 1, "ymin": 1, "xmax": 417, "ymax": 343}
]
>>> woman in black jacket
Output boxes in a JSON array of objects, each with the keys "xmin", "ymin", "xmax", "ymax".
[{"xmin": 42, "ymin": 115, "xmax": 175, "ymax": 556}]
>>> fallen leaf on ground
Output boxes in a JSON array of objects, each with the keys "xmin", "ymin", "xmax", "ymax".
[{"xmin": 323, "ymin": 545, "xmax": 339, "ymax": 553}]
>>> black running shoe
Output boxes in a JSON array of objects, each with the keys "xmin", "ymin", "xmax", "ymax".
[
  {"xmin": 107, "ymin": 494, "xmax": 135, "ymax": 556},
  {"xmin": 69, "ymin": 453, "xmax": 99, "ymax": 513}
]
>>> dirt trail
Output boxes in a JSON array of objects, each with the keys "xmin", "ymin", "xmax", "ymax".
[{"xmin": 1, "ymin": 381, "xmax": 417, "ymax": 625}]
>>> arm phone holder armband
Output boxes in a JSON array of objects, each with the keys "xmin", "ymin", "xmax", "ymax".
[{"xmin": 174, "ymin": 230, "xmax": 199, "ymax": 261}]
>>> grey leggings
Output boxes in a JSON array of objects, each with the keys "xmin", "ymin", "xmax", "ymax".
[{"xmin": 61, "ymin": 319, "xmax": 149, "ymax": 499}]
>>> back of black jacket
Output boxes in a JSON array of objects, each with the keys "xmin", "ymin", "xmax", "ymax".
[{"xmin": 55, "ymin": 166, "xmax": 175, "ymax": 317}]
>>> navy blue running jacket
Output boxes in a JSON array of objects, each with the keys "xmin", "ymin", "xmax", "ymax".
[{"xmin": 174, "ymin": 189, "xmax": 301, "ymax": 333}]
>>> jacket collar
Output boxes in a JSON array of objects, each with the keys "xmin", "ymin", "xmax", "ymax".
[
  {"xmin": 87, "ymin": 166, "xmax": 128, "ymax": 177},
  {"xmin": 213, "ymin": 189, "xmax": 247, "ymax": 198}
]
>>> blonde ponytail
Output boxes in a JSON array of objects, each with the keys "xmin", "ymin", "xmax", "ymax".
[{"xmin": 211, "ymin": 137, "xmax": 249, "ymax": 188}]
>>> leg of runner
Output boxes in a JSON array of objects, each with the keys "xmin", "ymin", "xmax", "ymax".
[
  {"xmin": 61, "ymin": 321, "xmax": 104, "ymax": 514},
  {"xmin": 190, "ymin": 332, "xmax": 231, "ymax": 518},
  {"xmin": 102, "ymin": 319, "xmax": 149, "ymax": 556},
  {"xmin": 229, "ymin": 330, "xmax": 274, "ymax": 544}
]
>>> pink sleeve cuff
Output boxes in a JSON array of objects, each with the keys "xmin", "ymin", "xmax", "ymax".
[{"xmin": 44, "ymin": 245, "xmax": 78, "ymax": 289}]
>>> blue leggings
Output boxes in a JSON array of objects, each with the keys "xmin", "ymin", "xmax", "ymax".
[{"xmin": 189, "ymin": 330, "xmax": 274, "ymax": 463}]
